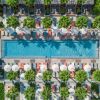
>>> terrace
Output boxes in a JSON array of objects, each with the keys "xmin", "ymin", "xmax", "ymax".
[{"xmin": 0, "ymin": 58, "xmax": 99, "ymax": 100}]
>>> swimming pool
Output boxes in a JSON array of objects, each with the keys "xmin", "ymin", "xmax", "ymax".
[{"xmin": 2, "ymin": 40, "xmax": 98, "ymax": 58}]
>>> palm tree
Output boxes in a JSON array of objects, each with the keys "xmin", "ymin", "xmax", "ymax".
[
  {"xmin": 23, "ymin": 0, "xmax": 35, "ymax": 15},
  {"xmin": 42, "ymin": 17, "xmax": 52, "ymax": 28},
  {"xmin": 59, "ymin": 70, "xmax": 70, "ymax": 82},
  {"xmin": 41, "ymin": 83, "xmax": 51, "ymax": 100},
  {"xmin": 77, "ymin": 0, "xmax": 86, "ymax": 14},
  {"xmin": 25, "ymin": 70, "xmax": 35, "ymax": 81},
  {"xmin": 7, "ymin": 16, "xmax": 19, "ymax": 29},
  {"xmin": 75, "ymin": 87, "xmax": 87, "ymax": 100},
  {"xmin": 6, "ymin": 86, "xmax": 19, "ymax": 100},
  {"xmin": 75, "ymin": 70, "xmax": 87, "ymax": 83},
  {"xmin": 44, "ymin": 0, "xmax": 52, "ymax": 15},
  {"xmin": 23, "ymin": 17, "xmax": 35, "ymax": 29},
  {"xmin": 24, "ymin": 86, "xmax": 35, "ymax": 100},
  {"xmin": 6, "ymin": 0, "xmax": 19, "ymax": 14},
  {"xmin": 43, "ymin": 70, "xmax": 52, "ymax": 82},
  {"xmin": 60, "ymin": 0, "xmax": 68, "ymax": 14}
]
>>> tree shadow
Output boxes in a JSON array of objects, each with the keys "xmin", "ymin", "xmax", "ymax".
[
  {"xmin": 78, "ymin": 40, "xmax": 93, "ymax": 49},
  {"xmin": 65, "ymin": 40, "xmax": 76, "ymax": 49},
  {"xmin": 48, "ymin": 40, "xmax": 60, "ymax": 49},
  {"xmin": 17, "ymin": 39, "xmax": 29, "ymax": 47}
]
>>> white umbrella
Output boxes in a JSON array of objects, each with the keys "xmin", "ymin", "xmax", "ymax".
[
  {"xmin": 4, "ymin": 64, "xmax": 12, "ymax": 72},
  {"xmin": 24, "ymin": 64, "xmax": 31, "ymax": 71},
  {"xmin": 20, "ymin": 73, "xmax": 25, "ymax": 79},
  {"xmin": 60, "ymin": 28, "xmax": 67, "ymax": 35},
  {"xmin": 12, "ymin": 65, "xmax": 19, "ymax": 72},
  {"xmin": 83, "ymin": 64, "xmax": 91, "ymax": 72},
  {"xmin": 40, "ymin": 64, "xmax": 47, "ymax": 72},
  {"xmin": 80, "ymin": 28, "xmax": 87, "ymax": 34},
  {"xmin": 16, "ymin": 27, "xmax": 25, "ymax": 35},
  {"xmin": 52, "ymin": 64, "xmax": 59, "ymax": 72},
  {"xmin": 68, "ymin": 63, "xmax": 75, "ymax": 72},
  {"xmin": 60, "ymin": 65, "xmax": 67, "ymax": 71}
]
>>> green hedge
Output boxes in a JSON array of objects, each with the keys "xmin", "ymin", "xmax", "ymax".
[{"xmin": 0, "ymin": 83, "xmax": 4, "ymax": 100}]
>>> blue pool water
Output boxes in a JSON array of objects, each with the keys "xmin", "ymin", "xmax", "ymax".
[{"xmin": 2, "ymin": 40, "xmax": 98, "ymax": 58}]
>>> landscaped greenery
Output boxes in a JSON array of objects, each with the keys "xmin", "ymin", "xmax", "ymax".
[
  {"xmin": 43, "ymin": 70, "xmax": 52, "ymax": 82},
  {"xmin": 60, "ymin": 83, "xmax": 69, "ymax": 100},
  {"xmin": 91, "ymin": 83, "xmax": 99, "ymax": 94},
  {"xmin": 7, "ymin": 16, "xmax": 19, "ymax": 28},
  {"xmin": 58, "ymin": 16, "xmax": 71, "ymax": 28},
  {"xmin": 93, "ymin": 70, "xmax": 100, "ymax": 81},
  {"xmin": 24, "ymin": 86, "xmax": 35, "ymax": 100},
  {"xmin": 6, "ymin": 86, "xmax": 19, "ymax": 100},
  {"xmin": 23, "ymin": 0, "xmax": 35, "ymax": 7},
  {"xmin": 75, "ymin": 70, "xmax": 87, "ymax": 83},
  {"xmin": 93, "ymin": 0, "xmax": 100, "ymax": 15},
  {"xmin": 0, "ymin": 83, "xmax": 4, "ymax": 100},
  {"xmin": 60, "ymin": 0, "xmax": 68, "ymax": 4},
  {"xmin": 7, "ymin": 71, "xmax": 18, "ymax": 80},
  {"xmin": 75, "ymin": 87, "xmax": 87, "ymax": 100},
  {"xmin": 41, "ymin": 83, "xmax": 51, "ymax": 100},
  {"xmin": 59, "ymin": 70, "xmax": 70, "ymax": 82},
  {"xmin": 92, "ymin": 16, "xmax": 100, "ymax": 29},
  {"xmin": 25, "ymin": 70, "xmax": 35, "ymax": 81},
  {"xmin": 6, "ymin": 0, "xmax": 19, "ymax": 7},
  {"xmin": 0, "ymin": 22, "xmax": 4, "ymax": 28},
  {"xmin": 77, "ymin": 0, "xmax": 86, "ymax": 4},
  {"xmin": 76, "ymin": 16, "xmax": 88, "ymax": 28},
  {"xmin": 23, "ymin": 17, "xmax": 35, "ymax": 28},
  {"xmin": 42, "ymin": 17, "xmax": 52, "ymax": 28},
  {"xmin": 44, "ymin": 0, "xmax": 52, "ymax": 5}
]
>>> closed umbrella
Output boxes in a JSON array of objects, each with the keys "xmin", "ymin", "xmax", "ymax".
[
  {"xmin": 83, "ymin": 64, "xmax": 91, "ymax": 72},
  {"xmin": 4, "ymin": 64, "xmax": 12, "ymax": 72},
  {"xmin": 52, "ymin": 64, "xmax": 59, "ymax": 72},
  {"xmin": 12, "ymin": 65, "xmax": 19, "ymax": 72},
  {"xmin": 40, "ymin": 64, "xmax": 47, "ymax": 72},
  {"xmin": 60, "ymin": 65, "xmax": 67, "ymax": 71},
  {"xmin": 68, "ymin": 63, "xmax": 75, "ymax": 72},
  {"xmin": 24, "ymin": 64, "xmax": 31, "ymax": 71}
]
